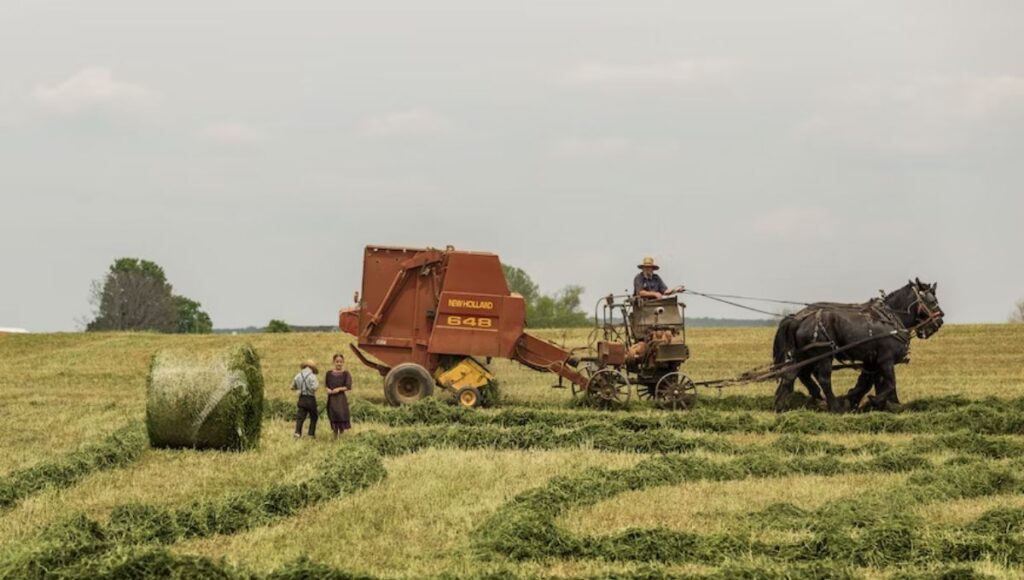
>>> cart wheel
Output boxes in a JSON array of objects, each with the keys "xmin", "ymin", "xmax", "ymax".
[
  {"xmin": 384, "ymin": 363, "xmax": 435, "ymax": 406},
  {"xmin": 586, "ymin": 369, "xmax": 631, "ymax": 408},
  {"xmin": 572, "ymin": 362, "xmax": 599, "ymax": 400},
  {"xmin": 456, "ymin": 387, "xmax": 481, "ymax": 408},
  {"xmin": 655, "ymin": 373, "xmax": 697, "ymax": 411},
  {"xmin": 636, "ymin": 384, "xmax": 658, "ymax": 401}
]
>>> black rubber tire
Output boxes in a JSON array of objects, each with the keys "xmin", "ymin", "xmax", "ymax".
[
  {"xmin": 456, "ymin": 387, "xmax": 481, "ymax": 408},
  {"xmin": 384, "ymin": 363, "xmax": 435, "ymax": 406}
]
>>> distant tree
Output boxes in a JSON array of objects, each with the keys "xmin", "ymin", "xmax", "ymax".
[
  {"xmin": 265, "ymin": 319, "xmax": 292, "ymax": 333},
  {"xmin": 87, "ymin": 258, "xmax": 177, "ymax": 332},
  {"xmin": 502, "ymin": 264, "xmax": 589, "ymax": 328},
  {"xmin": 502, "ymin": 264, "xmax": 539, "ymax": 304},
  {"xmin": 86, "ymin": 258, "xmax": 214, "ymax": 333},
  {"xmin": 530, "ymin": 285, "xmax": 591, "ymax": 328},
  {"xmin": 1010, "ymin": 299, "xmax": 1024, "ymax": 324},
  {"xmin": 174, "ymin": 296, "xmax": 213, "ymax": 334}
]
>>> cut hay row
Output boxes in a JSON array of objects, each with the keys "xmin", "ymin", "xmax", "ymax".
[
  {"xmin": 295, "ymin": 397, "xmax": 1024, "ymax": 436},
  {"xmin": 472, "ymin": 453, "xmax": 1024, "ymax": 569},
  {"xmin": 692, "ymin": 393, "xmax": 1024, "ymax": 414},
  {"xmin": 0, "ymin": 444, "xmax": 384, "ymax": 579},
  {"xmin": 352, "ymin": 424, "xmax": 737, "ymax": 456},
  {"xmin": 353, "ymin": 423, "xmax": 1024, "ymax": 462},
  {"xmin": 0, "ymin": 514, "xmax": 372, "ymax": 580},
  {"xmin": 0, "ymin": 424, "xmax": 145, "ymax": 512},
  {"xmin": 146, "ymin": 345, "xmax": 264, "ymax": 452}
]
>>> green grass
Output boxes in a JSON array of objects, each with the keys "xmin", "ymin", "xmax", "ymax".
[{"xmin": 0, "ymin": 324, "xmax": 1023, "ymax": 578}]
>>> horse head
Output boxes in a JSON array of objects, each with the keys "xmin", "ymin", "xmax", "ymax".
[
  {"xmin": 908, "ymin": 277, "xmax": 944, "ymax": 339},
  {"xmin": 884, "ymin": 279, "xmax": 944, "ymax": 338}
]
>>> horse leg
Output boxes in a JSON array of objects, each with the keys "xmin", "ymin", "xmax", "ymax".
[
  {"xmin": 869, "ymin": 365, "xmax": 898, "ymax": 411},
  {"xmin": 845, "ymin": 370, "xmax": 877, "ymax": 411},
  {"xmin": 774, "ymin": 373, "xmax": 797, "ymax": 413},
  {"xmin": 797, "ymin": 370, "xmax": 827, "ymax": 411},
  {"xmin": 813, "ymin": 360, "xmax": 840, "ymax": 413}
]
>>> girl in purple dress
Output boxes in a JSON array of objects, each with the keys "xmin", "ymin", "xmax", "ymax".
[{"xmin": 324, "ymin": 353, "xmax": 352, "ymax": 437}]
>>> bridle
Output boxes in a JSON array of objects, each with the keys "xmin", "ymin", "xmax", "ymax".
[{"xmin": 908, "ymin": 285, "xmax": 944, "ymax": 336}]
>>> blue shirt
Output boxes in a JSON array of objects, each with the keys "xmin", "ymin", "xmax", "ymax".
[{"xmin": 634, "ymin": 272, "xmax": 668, "ymax": 296}]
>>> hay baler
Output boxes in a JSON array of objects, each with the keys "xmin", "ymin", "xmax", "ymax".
[{"xmin": 339, "ymin": 245, "xmax": 587, "ymax": 407}]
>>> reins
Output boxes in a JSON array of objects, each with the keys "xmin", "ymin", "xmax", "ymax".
[{"xmin": 685, "ymin": 290, "xmax": 801, "ymax": 318}]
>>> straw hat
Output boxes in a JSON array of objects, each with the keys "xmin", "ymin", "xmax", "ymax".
[
  {"xmin": 301, "ymin": 359, "xmax": 319, "ymax": 374},
  {"xmin": 637, "ymin": 256, "xmax": 660, "ymax": 270}
]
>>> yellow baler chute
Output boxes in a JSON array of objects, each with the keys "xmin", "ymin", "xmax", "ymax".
[{"xmin": 434, "ymin": 358, "xmax": 494, "ymax": 408}]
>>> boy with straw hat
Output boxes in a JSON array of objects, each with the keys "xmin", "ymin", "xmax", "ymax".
[{"xmin": 292, "ymin": 359, "xmax": 320, "ymax": 438}]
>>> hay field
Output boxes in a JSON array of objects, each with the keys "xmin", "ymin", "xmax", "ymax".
[{"xmin": 1, "ymin": 324, "xmax": 1024, "ymax": 579}]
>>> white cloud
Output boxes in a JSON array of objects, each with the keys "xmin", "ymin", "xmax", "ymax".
[
  {"xmin": 358, "ymin": 109, "xmax": 450, "ymax": 136},
  {"xmin": 567, "ymin": 59, "xmax": 738, "ymax": 87},
  {"xmin": 33, "ymin": 67, "xmax": 154, "ymax": 114},
  {"xmin": 752, "ymin": 208, "xmax": 832, "ymax": 238},
  {"xmin": 200, "ymin": 122, "xmax": 267, "ymax": 146},
  {"xmin": 798, "ymin": 74, "xmax": 1024, "ymax": 154}
]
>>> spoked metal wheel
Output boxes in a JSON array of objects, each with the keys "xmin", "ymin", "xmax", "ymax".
[
  {"xmin": 585, "ymin": 368, "xmax": 631, "ymax": 408},
  {"xmin": 655, "ymin": 372, "xmax": 697, "ymax": 411},
  {"xmin": 572, "ymin": 362, "xmax": 599, "ymax": 400},
  {"xmin": 636, "ymin": 383, "xmax": 658, "ymax": 402}
]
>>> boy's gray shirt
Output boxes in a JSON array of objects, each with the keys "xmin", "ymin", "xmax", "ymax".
[{"xmin": 292, "ymin": 368, "xmax": 318, "ymax": 396}]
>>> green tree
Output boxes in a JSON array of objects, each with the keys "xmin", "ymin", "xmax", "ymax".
[
  {"xmin": 87, "ymin": 258, "xmax": 176, "ymax": 332},
  {"xmin": 265, "ymin": 319, "xmax": 292, "ymax": 333},
  {"xmin": 502, "ymin": 264, "xmax": 590, "ymax": 328},
  {"xmin": 86, "ymin": 258, "xmax": 213, "ymax": 333},
  {"xmin": 174, "ymin": 296, "xmax": 213, "ymax": 334},
  {"xmin": 502, "ymin": 264, "xmax": 539, "ymax": 304}
]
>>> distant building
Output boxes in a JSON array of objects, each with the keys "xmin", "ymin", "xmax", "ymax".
[{"xmin": 0, "ymin": 327, "xmax": 28, "ymax": 334}]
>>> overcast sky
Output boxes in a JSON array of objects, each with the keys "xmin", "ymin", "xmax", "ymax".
[{"xmin": 2, "ymin": 1, "xmax": 1022, "ymax": 331}]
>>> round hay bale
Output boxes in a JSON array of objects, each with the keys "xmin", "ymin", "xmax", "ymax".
[{"xmin": 146, "ymin": 345, "xmax": 264, "ymax": 451}]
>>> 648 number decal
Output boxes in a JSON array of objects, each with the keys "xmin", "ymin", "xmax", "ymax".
[{"xmin": 446, "ymin": 316, "xmax": 493, "ymax": 328}]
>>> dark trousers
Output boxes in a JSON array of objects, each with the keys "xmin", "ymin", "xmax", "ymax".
[{"xmin": 295, "ymin": 395, "xmax": 318, "ymax": 436}]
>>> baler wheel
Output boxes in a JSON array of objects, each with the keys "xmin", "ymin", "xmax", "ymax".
[
  {"xmin": 385, "ymin": 363, "xmax": 435, "ymax": 406},
  {"xmin": 456, "ymin": 387, "xmax": 481, "ymax": 408}
]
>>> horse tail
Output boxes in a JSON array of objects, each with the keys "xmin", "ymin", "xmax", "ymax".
[{"xmin": 773, "ymin": 315, "xmax": 796, "ymax": 365}]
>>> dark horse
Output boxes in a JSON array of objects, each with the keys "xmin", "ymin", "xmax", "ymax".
[{"xmin": 772, "ymin": 279, "xmax": 944, "ymax": 413}]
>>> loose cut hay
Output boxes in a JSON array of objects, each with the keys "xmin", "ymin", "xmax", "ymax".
[{"xmin": 146, "ymin": 345, "xmax": 263, "ymax": 451}]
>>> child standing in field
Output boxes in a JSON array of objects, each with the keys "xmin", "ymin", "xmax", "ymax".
[
  {"xmin": 325, "ymin": 353, "xmax": 353, "ymax": 438},
  {"xmin": 292, "ymin": 359, "xmax": 319, "ymax": 438}
]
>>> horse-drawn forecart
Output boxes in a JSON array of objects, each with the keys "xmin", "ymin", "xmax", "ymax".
[
  {"xmin": 339, "ymin": 245, "xmax": 945, "ymax": 412},
  {"xmin": 572, "ymin": 294, "xmax": 696, "ymax": 410}
]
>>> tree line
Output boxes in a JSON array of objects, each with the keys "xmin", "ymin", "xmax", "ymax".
[{"xmin": 85, "ymin": 256, "xmax": 1024, "ymax": 331}]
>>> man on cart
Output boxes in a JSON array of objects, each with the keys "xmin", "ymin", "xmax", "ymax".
[
  {"xmin": 634, "ymin": 256, "xmax": 685, "ymax": 299},
  {"xmin": 628, "ymin": 257, "xmax": 686, "ymax": 363}
]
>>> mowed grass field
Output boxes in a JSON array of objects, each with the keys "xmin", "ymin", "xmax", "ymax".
[{"xmin": 1, "ymin": 324, "xmax": 1024, "ymax": 578}]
